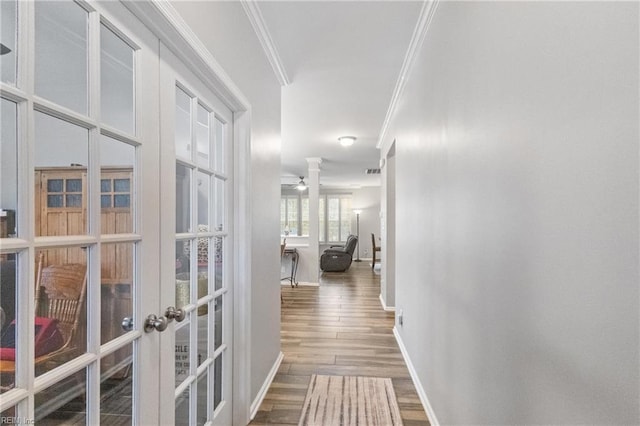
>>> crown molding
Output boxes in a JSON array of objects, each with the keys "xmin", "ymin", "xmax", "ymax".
[
  {"xmin": 241, "ymin": 0, "xmax": 291, "ymax": 87},
  {"xmin": 123, "ymin": 0, "xmax": 251, "ymax": 112},
  {"xmin": 376, "ymin": 0, "xmax": 439, "ymax": 150}
]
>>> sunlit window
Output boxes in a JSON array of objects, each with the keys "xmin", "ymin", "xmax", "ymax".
[{"xmin": 280, "ymin": 193, "xmax": 351, "ymax": 242}]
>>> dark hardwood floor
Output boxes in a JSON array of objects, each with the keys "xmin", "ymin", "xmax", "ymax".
[{"xmin": 250, "ymin": 261, "xmax": 429, "ymax": 426}]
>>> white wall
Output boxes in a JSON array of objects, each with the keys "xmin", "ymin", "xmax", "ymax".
[
  {"xmin": 381, "ymin": 148, "xmax": 395, "ymax": 307},
  {"xmin": 171, "ymin": 0, "xmax": 283, "ymax": 407},
  {"xmin": 384, "ymin": 2, "xmax": 639, "ymax": 424},
  {"xmin": 351, "ymin": 186, "xmax": 380, "ymax": 260}
]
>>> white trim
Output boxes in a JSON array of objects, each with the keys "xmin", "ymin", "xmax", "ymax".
[
  {"xmin": 379, "ymin": 293, "xmax": 396, "ymax": 312},
  {"xmin": 250, "ymin": 351, "xmax": 284, "ymax": 420},
  {"xmin": 123, "ymin": 0, "xmax": 250, "ymax": 112},
  {"xmin": 377, "ymin": 0, "xmax": 439, "ymax": 151},
  {"xmin": 393, "ymin": 327, "xmax": 440, "ymax": 426},
  {"xmin": 281, "ymin": 281, "xmax": 319, "ymax": 287},
  {"xmin": 240, "ymin": 0, "xmax": 291, "ymax": 86},
  {"xmin": 232, "ymin": 110, "xmax": 253, "ymax": 426}
]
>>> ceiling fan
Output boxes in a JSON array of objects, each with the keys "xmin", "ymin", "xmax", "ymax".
[
  {"xmin": 282, "ymin": 176, "xmax": 309, "ymax": 191},
  {"xmin": 295, "ymin": 176, "xmax": 307, "ymax": 191}
]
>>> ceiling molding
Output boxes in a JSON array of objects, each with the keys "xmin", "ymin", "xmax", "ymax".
[
  {"xmin": 123, "ymin": 0, "xmax": 251, "ymax": 112},
  {"xmin": 376, "ymin": 0, "xmax": 439, "ymax": 150},
  {"xmin": 240, "ymin": 0, "xmax": 291, "ymax": 87}
]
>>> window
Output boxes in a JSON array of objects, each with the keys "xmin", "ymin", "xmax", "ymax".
[
  {"xmin": 325, "ymin": 194, "xmax": 351, "ymax": 243},
  {"xmin": 280, "ymin": 193, "xmax": 352, "ymax": 242},
  {"xmin": 281, "ymin": 195, "xmax": 302, "ymax": 236}
]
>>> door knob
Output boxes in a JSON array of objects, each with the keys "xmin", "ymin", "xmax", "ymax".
[
  {"xmin": 165, "ymin": 306, "xmax": 186, "ymax": 322},
  {"xmin": 121, "ymin": 316, "xmax": 134, "ymax": 332},
  {"xmin": 144, "ymin": 314, "xmax": 168, "ymax": 332}
]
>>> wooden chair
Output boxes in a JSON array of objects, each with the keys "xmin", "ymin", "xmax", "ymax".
[
  {"xmin": 34, "ymin": 253, "xmax": 88, "ymax": 372},
  {"xmin": 0, "ymin": 254, "xmax": 87, "ymax": 382},
  {"xmin": 371, "ymin": 233, "xmax": 381, "ymax": 270}
]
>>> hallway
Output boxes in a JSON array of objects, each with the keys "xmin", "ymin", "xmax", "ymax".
[{"xmin": 251, "ymin": 262, "xmax": 429, "ymax": 425}]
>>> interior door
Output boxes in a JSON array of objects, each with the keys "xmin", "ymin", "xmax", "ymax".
[
  {"xmin": 159, "ymin": 43, "xmax": 235, "ymax": 426},
  {"xmin": 0, "ymin": 0, "xmax": 165, "ymax": 423}
]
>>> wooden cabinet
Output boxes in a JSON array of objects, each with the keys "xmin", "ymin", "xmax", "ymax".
[
  {"xmin": 35, "ymin": 167, "xmax": 133, "ymax": 281},
  {"xmin": 35, "ymin": 167, "xmax": 134, "ymax": 350}
]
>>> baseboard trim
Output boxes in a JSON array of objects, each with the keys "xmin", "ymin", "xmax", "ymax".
[
  {"xmin": 250, "ymin": 351, "xmax": 284, "ymax": 420},
  {"xmin": 393, "ymin": 327, "xmax": 440, "ymax": 426},
  {"xmin": 280, "ymin": 281, "xmax": 319, "ymax": 287},
  {"xmin": 379, "ymin": 294, "xmax": 396, "ymax": 312}
]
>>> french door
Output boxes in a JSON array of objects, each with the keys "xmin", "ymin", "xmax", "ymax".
[
  {"xmin": 158, "ymin": 44, "xmax": 234, "ymax": 425},
  {"xmin": 0, "ymin": 1, "xmax": 235, "ymax": 424}
]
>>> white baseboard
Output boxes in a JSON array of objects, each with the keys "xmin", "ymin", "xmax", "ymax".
[
  {"xmin": 250, "ymin": 351, "xmax": 284, "ymax": 420},
  {"xmin": 379, "ymin": 294, "xmax": 396, "ymax": 312},
  {"xmin": 280, "ymin": 281, "xmax": 319, "ymax": 287},
  {"xmin": 393, "ymin": 327, "xmax": 440, "ymax": 426}
]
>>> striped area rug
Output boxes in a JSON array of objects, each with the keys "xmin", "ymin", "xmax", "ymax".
[{"xmin": 298, "ymin": 375, "xmax": 403, "ymax": 426}]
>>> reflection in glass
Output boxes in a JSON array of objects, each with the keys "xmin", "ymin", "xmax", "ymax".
[
  {"xmin": 35, "ymin": 247, "xmax": 87, "ymax": 377},
  {"xmin": 214, "ymin": 296, "xmax": 222, "ymax": 351},
  {"xmin": 175, "ymin": 321, "xmax": 190, "ymax": 385},
  {"xmin": 175, "ymin": 387, "xmax": 190, "ymax": 426},
  {"xmin": 176, "ymin": 164, "xmax": 191, "ymax": 233},
  {"xmin": 214, "ymin": 237, "xmax": 223, "ymax": 291},
  {"xmin": 101, "ymin": 243, "xmax": 134, "ymax": 344},
  {"xmin": 101, "ymin": 135, "xmax": 135, "ymax": 234},
  {"xmin": 196, "ymin": 104, "xmax": 210, "ymax": 168},
  {"xmin": 197, "ymin": 371, "xmax": 208, "ymax": 425},
  {"xmin": 35, "ymin": 1, "xmax": 88, "ymax": 114},
  {"xmin": 197, "ymin": 172, "xmax": 210, "ymax": 227},
  {"xmin": 35, "ymin": 111, "xmax": 89, "ymax": 237},
  {"xmin": 1, "ymin": 99, "xmax": 18, "ymax": 237},
  {"xmin": 100, "ymin": 345, "xmax": 133, "ymax": 423},
  {"xmin": 214, "ymin": 118, "xmax": 224, "ymax": 173},
  {"xmin": 175, "ymin": 87, "xmax": 192, "ymax": 160},
  {"xmin": 101, "ymin": 24, "xmax": 135, "ymax": 134},
  {"xmin": 214, "ymin": 355, "xmax": 222, "ymax": 410},
  {"xmin": 197, "ymin": 306, "xmax": 208, "ymax": 367},
  {"xmin": 0, "ymin": 255, "xmax": 17, "ymax": 393},
  {"xmin": 35, "ymin": 369, "xmax": 87, "ymax": 424},
  {"xmin": 176, "ymin": 240, "xmax": 192, "ymax": 309},
  {"xmin": 214, "ymin": 178, "xmax": 224, "ymax": 232},
  {"xmin": 0, "ymin": 0, "xmax": 17, "ymax": 84}
]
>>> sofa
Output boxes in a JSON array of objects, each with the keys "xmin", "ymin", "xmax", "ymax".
[{"xmin": 320, "ymin": 235, "xmax": 358, "ymax": 272}]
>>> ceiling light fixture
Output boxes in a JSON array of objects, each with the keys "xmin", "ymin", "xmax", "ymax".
[
  {"xmin": 338, "ymin": 136, "xmax": 356, "ymax": 147},
  {"xmin": 296, "ymin": 176, "xmax": 307, "ymax": 191}
]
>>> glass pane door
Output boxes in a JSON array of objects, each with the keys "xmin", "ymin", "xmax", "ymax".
[
  {"xmin": 0, "ymin": 1, "xmax": 162, "ymax": 423},
  {"xmin": 160, "ymin": 43, "xmax": 234, "ymax": 426}
]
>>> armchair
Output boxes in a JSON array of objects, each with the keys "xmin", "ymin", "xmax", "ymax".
[{"xmin": 320, "ymin": 235, "xmax": 358, "ymax": 272}]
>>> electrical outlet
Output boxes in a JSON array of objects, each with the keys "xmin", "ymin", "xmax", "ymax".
[
  {"xmin": 364, "ymin": 248, "xmax": 369, "ymax": 256},
  {"xmin": 398, "ymin": 309, "xmax": 404, "ymax": 326}
]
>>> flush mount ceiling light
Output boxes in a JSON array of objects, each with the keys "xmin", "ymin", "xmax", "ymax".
[
  {"xmin": 296, "ymin": 176, "xmax": 307, "ymax": 191},
  {"xmin": 338, "ymin": 136, "xmax": 356, "ymax": 147}
]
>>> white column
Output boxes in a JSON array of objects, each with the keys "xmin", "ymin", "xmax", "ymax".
[{"xmin": 306, "ymin": 157, "xmax": 322, "ymax": 283}]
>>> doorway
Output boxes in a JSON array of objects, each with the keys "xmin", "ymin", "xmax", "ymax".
[{"xmin": 0, "ymin": 1, "xmax": 248, "ymax": 424}]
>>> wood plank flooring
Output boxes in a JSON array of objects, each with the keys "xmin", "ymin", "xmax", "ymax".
[{"xmin": 250, "ymin": 261, "xmax": 429, "ymax": 426}]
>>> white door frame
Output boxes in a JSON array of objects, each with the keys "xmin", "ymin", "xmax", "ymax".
[{"xmin": 123, "ymin": 2, "xmax": 253, "ymax": 424}]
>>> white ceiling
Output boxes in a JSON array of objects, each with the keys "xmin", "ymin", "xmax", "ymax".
[{"xmin": 257, "ymin": 1, "xmax": 423, "ymax": 188}]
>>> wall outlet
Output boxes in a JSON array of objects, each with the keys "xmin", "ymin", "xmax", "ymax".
[
  {"xmin": 398, "ymin": 309, "xmax": 404, "ymax": 326},
  {"xmin": 364, "ymin": 248, "xmax": 369, "ymax": 256}
]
